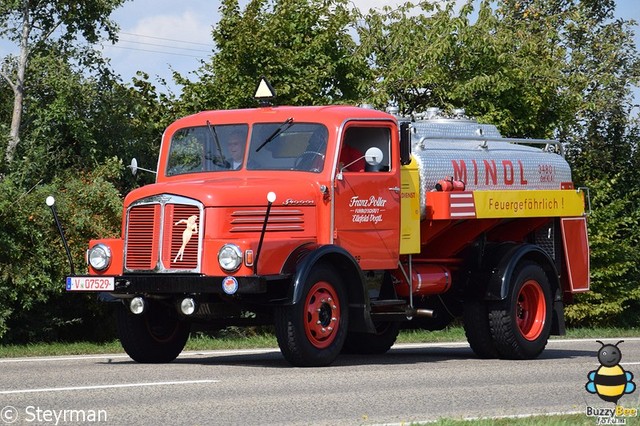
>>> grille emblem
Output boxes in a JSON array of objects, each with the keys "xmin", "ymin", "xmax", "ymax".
[{"xmin": 174, "ymin": 215, "xmax": 198, "ymax": 262}]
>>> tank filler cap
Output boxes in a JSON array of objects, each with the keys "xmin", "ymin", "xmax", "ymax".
[
  {"xmin": 476, "ymin": 128, "xmax": 488, "ymax": 149},
  {"xmin": 453, "ymin": 108, "xmax": 466, "ymax": 119},
  {"xmin": 425, "ymin": 107, "xmax": 441, "ymax": 120},
  {"xmin": 386, "ymin": 105, "xmax": 400, "ymax": 115}
]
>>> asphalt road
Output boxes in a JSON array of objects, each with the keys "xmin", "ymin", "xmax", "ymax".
[{"xmin": 1, "ymin": 338, "xmax": 640, "ymax": 425}]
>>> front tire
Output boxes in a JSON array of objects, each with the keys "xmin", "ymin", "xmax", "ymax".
[
  {"xmin": 116, "ymin": 300, "xmax": 190, "ymax": 363},
  {"xmin": 488, "ymin": 261, "xmax": 552, "ymax": 359},
  {"xmin": 275, "ymin": 264, "xmax": 348, "ymax": 366}
]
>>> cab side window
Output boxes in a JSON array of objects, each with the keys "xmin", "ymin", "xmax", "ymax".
[{"xmin": 340, "ymin": 127, "xmax": 391, "ymax": 172}]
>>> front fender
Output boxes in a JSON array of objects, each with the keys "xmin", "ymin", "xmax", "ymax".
[{"xmin": 281, "ymin": 244, "xmax": 375, "ymax": 333}]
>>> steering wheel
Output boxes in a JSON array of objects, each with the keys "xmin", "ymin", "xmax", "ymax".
[{"xmin": 293, "ymin": 151, "xmax": 325, "ymax": 171}]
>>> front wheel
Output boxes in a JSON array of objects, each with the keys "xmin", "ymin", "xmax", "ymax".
[
  {"xmin": 116, "ymin": 300, "xmax": 190, "ymax": 363},
  {"xmin": 488, "ymin": 261, "xmax": 552, "ymax": 359},
  {"xmin": 275, "ymin": 264, "xmax": 348, "ymax": 366}
]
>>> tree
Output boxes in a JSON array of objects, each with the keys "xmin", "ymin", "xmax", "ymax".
[
  {"xmin": 0, "ymin": 38, "xmax": 174, "ymax": 343},
  {"xmin": 0, "ymin": 53, "xmax": 175, "ymax": 341},
  {"xmin": 177, "ymin": 0, "xmax": 368, "ymax": 113},
  {"xmin": 355, "ymin": 0, "xmax": 574, "ymax": 137},
  {"xmin": 0, "ymin": 0, "xmax": 126, "ymax": 166}
]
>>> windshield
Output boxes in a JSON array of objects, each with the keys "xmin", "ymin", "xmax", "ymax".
[
  {"xmin": 165, "ymin": 122, "xmax": 328, "ymax": 176},
  {"xmin": 166, "ymin": 124, "xmax": 249, "ymax": 176},
  {"xmin": 248, "ymin": 123, "xmax": 328, "ymax": 172}
]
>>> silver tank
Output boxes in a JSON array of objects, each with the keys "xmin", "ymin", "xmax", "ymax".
[{"xmin": 406, "ymin": 109, "xmax": 572, "ymax": 219}]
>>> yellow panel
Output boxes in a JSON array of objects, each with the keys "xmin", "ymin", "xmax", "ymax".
[
  {"xmin": 473, "ymin": 190, "xmax": 585, "ymax": 219},
  {"xmin": 400, "ymin": 156, "xmax": 421, "ymax": 254}
]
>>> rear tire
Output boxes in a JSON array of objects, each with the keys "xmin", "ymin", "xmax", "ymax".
[
  {"xmin": 116, "ymin": 301, "xmax": 190, "ymax": 363},
  {"xmin": 342, "ymin": 321, "xmax": 400, "ymax": 355},
  {"xmin": 489, "ymin": 261, "xmax": 552, "ymax": 359},
  {"xmin": 463, "ymin": 297, "xmax": 499, "ymax": 359},
  {"xmin": 275, "ymin": 264, "xmax": 348, "ymax": 366}
]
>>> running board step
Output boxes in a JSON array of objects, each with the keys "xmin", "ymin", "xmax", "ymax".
[{"xmin": 370, "ymin": 299, "xmax": 407, "ymax": 312}]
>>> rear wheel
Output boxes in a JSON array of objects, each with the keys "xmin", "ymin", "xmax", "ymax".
[
  {"xmin": 116, "ymin": 300, "xmax": 190, "ymax": 363},
  {"xmin": 489, "ymin": 262, "xmax": 552, "ymax": 359},
  {"xmin": 342, "ymin": 321, "xmax": 401, "ymax": 355},
  {"xmin": 275, "ymin": 264, "xmax": 348, "ymax": 366},
  {"xmin": 463, "ymin": 297, "xmax": 499, "ymax": 359}
]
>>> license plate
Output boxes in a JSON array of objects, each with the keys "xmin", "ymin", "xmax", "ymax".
[{"xmin": 66, "ymin": 276, "xmax": 115, "ymax": 291}]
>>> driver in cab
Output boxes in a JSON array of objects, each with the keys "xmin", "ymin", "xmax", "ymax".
[{"xmin": 227, "ymin": 131, "xmax": 246, "ymax": 170}]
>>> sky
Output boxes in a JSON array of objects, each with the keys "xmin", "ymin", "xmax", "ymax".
[{"xmin": 1, "ymin": 0, "xmax": 638, "ymax": 101}]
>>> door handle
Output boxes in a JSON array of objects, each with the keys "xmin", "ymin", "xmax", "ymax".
[{"xmin": 388, "ymin": 186, "xmax": 400, "ymax": 193}]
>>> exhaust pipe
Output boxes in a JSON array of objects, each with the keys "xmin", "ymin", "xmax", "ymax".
[
  {"xmin": 405, "ymin": 308, "xmax": 436, "ymax": 319},
  {"xmin": 415, "ymin": 309, "xmax": 436, "ymax": 318}
]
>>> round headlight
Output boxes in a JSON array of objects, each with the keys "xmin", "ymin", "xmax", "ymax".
[
  {"xmin": 218, "ymin": 244, "xmax": 242, "ymax": 272},
  {"xmin": 88, "ymin": 243, "xmax": 112, "ymax": 271}
]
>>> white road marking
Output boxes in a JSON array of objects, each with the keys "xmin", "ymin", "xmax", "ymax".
[
  {"xmin": 0, "ymin": 354, "xmax": 130, "ymax": 363},
  {"xmin": 0, "ymin": 379, "xmax": 219, "ymax": 395}
]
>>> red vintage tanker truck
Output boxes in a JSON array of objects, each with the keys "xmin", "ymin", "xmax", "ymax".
[{"xmin": 59, "ymin": 79, "xmax": 589, "ymax": 366}]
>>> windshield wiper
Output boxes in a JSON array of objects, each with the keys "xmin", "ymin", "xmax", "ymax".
[
  {"xmin": 255, "ymin": 117, "xmax": 294, "ymax": 152},
  {"xmin": 206, "ymin": 120, "xmax": 229, "ymax": 168}
]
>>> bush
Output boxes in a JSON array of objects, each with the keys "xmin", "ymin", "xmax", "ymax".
[
  {"xmin": 0, "ymin": 157, "xmax": 123, "ymax": 343},
  {"xmin": 565, "ymin": 176, "xmax": 640, "ymax": 327}
]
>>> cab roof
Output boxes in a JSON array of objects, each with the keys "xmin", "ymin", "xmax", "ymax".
[{"xmin": 168, "ymin": 105, "xmax": 397, "ymax": 130}]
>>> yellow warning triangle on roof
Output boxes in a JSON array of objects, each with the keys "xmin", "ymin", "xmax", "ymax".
[{"xmin": 254, "ymin": 77, "xmax": 276, "ymax": 101}]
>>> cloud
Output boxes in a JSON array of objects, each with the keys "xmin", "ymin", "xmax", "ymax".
[
  {"xmin": 350, "ymin": 0, "xmax": 406, "ymax": 13},
  {"xmin": 129, "ymin": 10, "xmax": 213, "ymax": 47},
  {"xmin": 349, "ymin": 0, "xmax": 455, "ymax": 14},
  {"xmin": 102, "ymin": 8, "xmax": 214, "ymax": 87}
]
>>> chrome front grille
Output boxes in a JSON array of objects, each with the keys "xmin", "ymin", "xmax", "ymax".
[
  {"xmin": 125, "ymin": 195, "xmax": 203, "ymax": 272},
  {"xmin": 125, "ymin": 204, "xmax": 160, "ymax": 270}
]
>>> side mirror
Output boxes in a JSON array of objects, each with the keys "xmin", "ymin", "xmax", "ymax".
[
  {"xmin": 128, "ymin": 158, "xmax": 157, "ymax": 176},
  {"xmin": 129, "ymin": 158, "xmax": 138, "ymax": 175},
  {"xmin": 364, "ymin": 147, "xmax": 383, "ymax": 166},
  {"xmin": 337, "ymin": 146, "xmax": 385, "ymax": 180}
]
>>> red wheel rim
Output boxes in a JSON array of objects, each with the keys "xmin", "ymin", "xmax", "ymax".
[
  {"xmin": 304, "ymin": 281, "xmax": 341, "ymax": 349},
  {"xmin": 516, "ymin": 279, "xmax": 546, "ymax": 341}
]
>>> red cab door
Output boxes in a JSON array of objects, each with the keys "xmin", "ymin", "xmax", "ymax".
[{"xmin": 333, "ymin": 122, "xmax": 400, "ymax": 270}]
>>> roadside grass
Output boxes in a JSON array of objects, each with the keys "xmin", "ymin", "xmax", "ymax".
[
  {"xmin": 428, "ymin": 413, "xmax": 640, "ymax": 425},
  {"xmin": 1, "ymin": 326, "xmax": 640, "ymax": 358}
]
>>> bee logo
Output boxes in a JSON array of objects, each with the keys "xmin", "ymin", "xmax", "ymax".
[{"xmin": 586, "ymin": 340, "xmax": 636, "ymax": 403}]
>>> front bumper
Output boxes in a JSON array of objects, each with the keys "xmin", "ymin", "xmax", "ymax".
[
  {"xmin": 116, "ymin": 274, "xmax": 272, "ymax": 294},
  {"xmin": 68, "ymin": 274, "xmax": 291, "ymax": 295}
]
